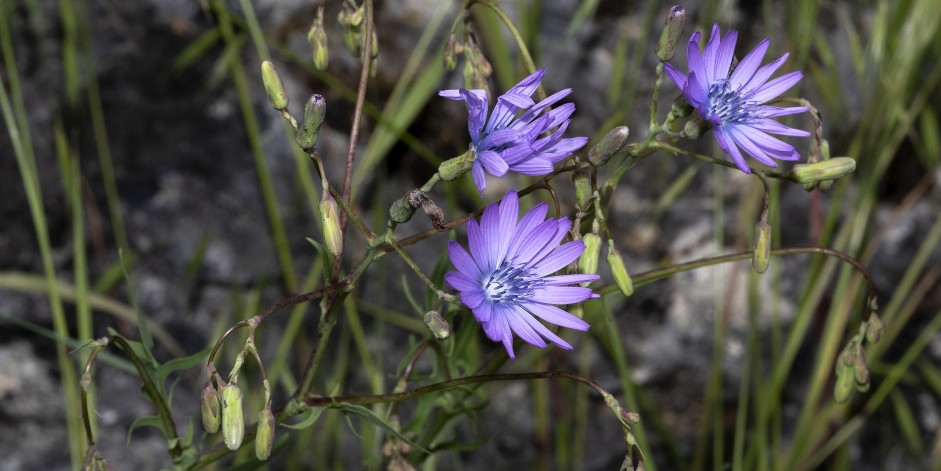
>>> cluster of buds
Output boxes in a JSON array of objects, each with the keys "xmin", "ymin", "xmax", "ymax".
[
  {"xmin": 833, "ymin": 310, "xmax": 884, "ymax": 403},
  {"xmin": 462, "ymin": 32, "xmax": 492, "ymax": 92},
  {"xmin": 307, "ymin": 5, "xmax": 329, "ymax": 70},
  {"xmin": 338, "ymin": 1, "xmax": 378, "ymax": 75}
]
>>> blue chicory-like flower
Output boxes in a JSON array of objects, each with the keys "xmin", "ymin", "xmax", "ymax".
[
  {"xmin": 439, "ymin": 69, "xmax": 588, "ymax": 194},
  {"xmin": 444, "ymin": 190, "xmax": 598, "ymax": 358},
  {"xmin": 664, "ymin": 24, "xmax": 811, "ymax": 173}
]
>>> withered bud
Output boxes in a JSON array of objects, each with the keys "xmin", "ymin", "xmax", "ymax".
[
  {"xmin": 834, "ymin": 361, "xmax": 855, "ymax": 403},
  {"xmin": 443, "ymin": 35, "xmax": 461, "ymax": 71},
  {"xmin": 865, "ymin": 312, "xmax": 884, "ymax": 344},
  {"xmin": 423, "ymin": 311, "xmax": 450, "ymax": 340}
]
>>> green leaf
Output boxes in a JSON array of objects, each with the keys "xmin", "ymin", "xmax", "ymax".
[
  {"xmin": 127, "ymin": 415, "xmax": 165, "ymax": 446},
  {"xmin": 400, "ymin": 275, "xmax": 424, "ymax": 317},
  {"xmin": 119, "ymin": 249, "xmax": 154, "ymax": 359},
  {"xmin": 281, "ymin": 406, "xmax": 327, "ymax": 430},
  {"xmin": 332, "ymin": 403, "xmax": 429, "ymax": 454},
  {"xmin": 156, "ymin": 346, "xmax": 211, "ymax": 385},
  {"xmin": 171, "ymin": 28, "xmax": 221, "ymax": 71}
]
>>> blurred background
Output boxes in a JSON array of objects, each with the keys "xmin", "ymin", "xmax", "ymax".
[{"xmin": 1, "ymin": 0, "xmax": 940, "ymax": 469}]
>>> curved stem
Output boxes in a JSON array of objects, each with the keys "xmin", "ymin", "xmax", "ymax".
[{"xmin": 473, "ymin": 0, "xmax": 544, "ymax": 100}]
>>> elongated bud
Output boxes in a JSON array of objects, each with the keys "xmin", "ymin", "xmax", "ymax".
[
  {"xmin": 261, "ymin": 61, "xmax": 288, "ymax": 111},
  {"xmin": 338, "ymin": 2, "xmax": 365, "ymax": 57},
  {"xmin": 424, "ymin": 311, "xmax": 450, "ymax": 340},
  {"xmin": 607, "ymin": 243, "xmax": 634, "ymax": 297},
  {"xmin": 589, "ymin": 126, "xmax": 630, "ymax": 166},
  {"xmin": 579, "ymin": 233, "xmax": 602, "ymax": 277},
  {"xmin": 321, "ymin": 194, "xmax": 343, "ymax": 257},
  {"xmin": 815, "ymin": 141, "xmax": 836, "ymax": 191},
  {"xmin": 221, "ymin": 384, "xmax": 245, "ymax": 450},
  {"xmin": 463, "ymin": 35, "xmax": 491, "ymax": 92},
  {"xmin": 296, "ymin": 94, "xmax": 326, "ymax": 151},
  {"xmin": 865, "ymin": 312, "xmax": 884, "ymax": 343},
  {"xmin": 656, "ymin": 6, "xmax": 686, "ymax": 61},
  {"xmin": 752, "ymin": 221, "xmax": 771, "ymax": 274},
  {"xmin": 438, "ymin": 149, "xmax": 474, "ymax": 181},
  {"xmin": 853, "ymin": 348, "xmax": 870, "ymax": 389},
  {"xmin": 573, "ymin": 168, "xmax": 592, "ymax": 208},
  {"xmin": 792, "ymin": 157, "xmax": 856, "ymax": 184},
  {"xmin": 834, "ymin": 362, "xmax": 855, "ymax": 403},
  {"xmin": 255, "ymin": 407, "xmax": 276, "ymax": 460},
  {"xmin": 201, "ymin": 382, "xmax": 221, "ymax": 433},
  {"xmin": 307, "ymin": 5, "xmax": 329, "ymax": 70}
]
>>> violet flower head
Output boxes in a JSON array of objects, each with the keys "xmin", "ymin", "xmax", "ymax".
[
  {"xmin": 664, "ymin": 24, "xmax": 811, "ymax": 173},
  {"xmin": 439, "ymin": 69, "xmax": 588, "ymax": 194},
  {"xmin": 444, "ymin": 190, "xmax": 598, "ymax": 358}
]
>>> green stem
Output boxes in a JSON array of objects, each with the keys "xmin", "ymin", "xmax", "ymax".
[
  {"xmin": 473, "ymin": 0, "xmax": 544, "ymax": 100},
  {"xmin": 385, "ymin": 231, "xmax": 457, "ymax": 303}
]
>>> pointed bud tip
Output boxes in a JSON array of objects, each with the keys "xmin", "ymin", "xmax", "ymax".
[{"xmin": 261, "ymin": 61, "xmax": 289, "ymax": 111}]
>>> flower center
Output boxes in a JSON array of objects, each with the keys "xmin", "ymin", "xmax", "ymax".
[
  {"xmin": 481, "ymin": 261, "xmax": 543, "ymax": 305},
  {"xmin": 705, "ymin": 80, "xmax": 758, "ymax": 126}
]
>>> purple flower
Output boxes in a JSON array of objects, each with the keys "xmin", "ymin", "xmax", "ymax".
[
  {"xmin": 439, "ymin": 69, "xmax": 588, "ymax": 194},
  {"xmin": 444, "ymin": 190, "xmax": 598, "ymax": 358},
  {"xmin": 664, "ymin": 24, "xmax": 810, "ymax": 173}
]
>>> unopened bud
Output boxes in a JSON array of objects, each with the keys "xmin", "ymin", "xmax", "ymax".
[
  {"xmin": 792, "ymin": 157, "xmax": 856, "ymax": 184},
  {"xmin": 389, "ymin": 196, "xmax": 417, "ymax": 224},
  {"xmin": 307, "ymin": 5, "xmax": 329, "ymax": 70},
  {"xmin": 853, "ymin": 348, "xmax": 870, "ymax": 388},
  {"xmin": 424, "ymin": 311, "xmax": 450, "ymax": 340},
  {"xmin": 815, "ymin": 141, "xmax": 835, "ymax": 191},
  {"xmin": 338, "ymin": 3, "xmax": 365, "ymax": 57},
  {"xmin": 201, "ymin": 382, "xmax": 221, "ymax": 433},
  {"xmin": 620, "ymin": 409, "xmax": 641, "ymax": 424},
  {"xmin": 573, "ymin": 168, "xmax": 592, "ymax": 208},
  {"xmin": 656, "ymin": 6, "xmax": 686, "ymax": 61},
  {"xmin": 683, "ymin": 115, "xmax": 708, "ymax": 139},
  {"xmin": 834, "ymin": 362, "xmax": 855, "ymax": 403},
  {"xmin": 579, "ymin": 233, "xmax": 602, "ymax": 277},
  {"xmin": 865, "ymin": 312, "xmax": 884, "ymax": 343},
  {"xmin": 670, "ymin": 95, "xmax": 694, "ymax": 118},
  {"xmin": 438, "ymin": 149, "xmax": 474, "ymax": 181},
  {"xmin": 589, "ymin": 126, "xmax": 630, "ymax": 166},
  {"xmin": 261, "ymin": 61, "xmax": 288, "ymax": 111},
  {"xmin": 607, "ymin": 244, "xmax": 634, "ymax": 297},
  {"xmin": 752, "ymin": 221, "xmax": 771, "ymax": 274},
  {"xmin": 255, "ymin": 407, "xmax": 276, "ymax": 460},
  {"xmin": 221, "ymin": 384, "xmax": 245, "ymax": 450},
  {"xmin": 296, "ymin": 94, "xmax": 326, "ymax": 151},
  {"xmin": 321, "ymin": 194, "xmax": 343, "ymax": 257},
  {"xmin": 443, "ymin": 35, "xmax": 460, "ymax": 71}
]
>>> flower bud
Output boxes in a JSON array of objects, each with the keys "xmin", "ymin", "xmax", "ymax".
[
  {"xmin": 255, "ymin": 407, "xmax": 276, "ymax": 461},
  {"xmin": 320, "ymin": 194, "xmax": 343, "ymax": 257},
  {"xmin": 683, "ymin": 115, "xmax": 708, "ymax": 139},
  {"xmin": 296, "ymin": 94, "xmax": 326, "ymax": 151},
  {"xmin": 620, "ymin": 409, "xmax": 641, "ymax": 425},
  {"xmin": 791, "ymin": 157, "xmax": 856, "ymax": 184},
  {"xmin": 423, "ymin": 311, "xmax": 450, "ymax": 340},
  {"xmin": 338, "ymin": 3, "xmax": 365, "ymax": 57},
  {"xmin": 389, "ymin": 196, "xmax": 417, "ymax": 224},
  {"xmin": 834, "ymin": 362, "xmax": 855, "ymax": 403},
  {"xmin": 752, "ymin": 220, "xmax": 771, "ymax": 274},
  {"xmin": 261, "ymin": 61, "xmax": 288, "ymax": 111},
  {"xmin": 221, "ymin": 384, "xmax": 245, "ymax": 450},
  {"xmin": 572, "ymin": 167, "xmax": 592, "ymax": 208},
  {"xmin": 578, "ymin": 233, "xmax": 602, "ymax": 277},
  {"xmin": 307, "ymin": 5, "xmax": 329, "ymax": 70},
  {"xmin": 607, "ymin": 243, "xmax": 634, "ymax": 297},
  {"xmin": 670, "ymin": 95, "xmax": 694, "ymax": 118},
  {"xmin": 443, "ymin": 35, "xmax": 461, "ymax": 71},
  {"xmin": 865, "ymin": 312, "xmax": 884, "ymax": 344},
  {"xmin": 201, "ymin": 382, "xmax": 221, "ymax": 434},
  {"xmin": 438, "ymin": 150, "xmax": 474, "ymax": 181},
  {"xmin": 588, "ymin": 126, "xmax": 630, "ymax": 166},
  {"xmin": 853, "ymin": 348, "xmax": 870, "ymax": 389},
  {"xmin": 655, "ymin": 6, "xmax": 686, "ymax": 61}
]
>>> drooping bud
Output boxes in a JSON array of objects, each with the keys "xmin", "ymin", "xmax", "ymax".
[
  {"xmin": 255, "ymin": 407, "xmax": 276, "ymax": 460},
  {"xmin": 834, "ymin": 361, "xmax": 855, "ymax": 403},
  {"xmin": 752, "ymin": 221, "xmax": 771, "ymax": 274},
  {"xmin": 261, "ymin": 61, "xmax": 288, "ymax": 111},
  {"xmin": 462, "ymin": 34, "xmax": 491, "ymax": 92},
  {"xmin": 221, "ymin": 383, "xmax": 245, "ymax": 450},
  {"xmin": 443, "ymin": 34, "xmax": 461, "ymax": 71},
  {"xmin": 572, "ymin": 167, "xmax": 592, "ymax": 208},
  {"xmin": 853, "ymin": 347, "xmax": 870, "ymax": 390},
  {"xmin": 389, "ymin": 196, "xmax": 417, "ymax": 224},
  {"xmin": 607, "ymin": 243, "xmax": 634, "ymax": 297},
  {"xmin": 437, "ymin": 149, "xmax": 474, "ymax": 181},
  {"xmin": 588, "ymin": 126, "xmax": 630, "ymax": 166},
  {"xmin": 791, "ymin": 157, "xmax": 856, "ymax": 184},
  {"xmin": 423, "ymin": 311, "xmax": 450, "ymax": 340},
  {"xmin": 683, "ymin": 115, "xmax": 708, "ymax": 139},
  {"xmin": 865, "ymin": 312, "xmax": 884, "ymax": 344},
  {"xmin": 655, "ymin": 6, "xmax": 686, "ymax": 61},
  {"xmin": 307, "ymin": 5, "xmax": 329, "ymax": 70},
  {"xmin": 201, "ymin": 382, "xmax": 221, "ymax": 433},
  {"xmin": 296, "ymin": 94, "xmax": 327, "ymax": 151},
  {"xmin": 320, "ymin": 193, "xmax": 343, "ymax": 257},
  {"xmin": 579, "ymin": 233, "xmax": 602, "ymax": 278},
  {"xmin": 338, "ymin": 2, "xmax": 365, "ymax": 57}
]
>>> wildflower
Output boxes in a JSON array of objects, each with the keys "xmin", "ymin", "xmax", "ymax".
[
  {"xmin": 444, "ymin": 190, "xmax": 597, "ymax": 358},
  {"xmin": 664, "ymin": 24, "xmax": 810, "ymax": 173},
  {"xmin": 439, "ymin": 69, "xmax": 588, "ymax": 194}
]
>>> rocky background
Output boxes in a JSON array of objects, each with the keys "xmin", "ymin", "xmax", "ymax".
[{"xmin": 1, "ymin": 0, "xmax": 939, "ymax": 470}]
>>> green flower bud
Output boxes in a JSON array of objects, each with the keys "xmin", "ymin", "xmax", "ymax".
[
  {"xmin": 437, "ymin": 150, "xmax": 474, "ymax": 181},
  {"xmin": 201, "ymin": 382, "xmax": 221, "ymax": 434},
  {"xmin": 683, "ymin": 115, "xmax": 708, "ymax": 139},
  {"xmin": 443, "ymin": 35, "xmax": 460, "ymax": 71},
  {"xmin": 607, "ymin": 243, "xmax": 634, "ymax": 297},
  {"xmin": 321, "ymin": 194, "xmax": 343, "ymax": 257},
  {"xmin": 834, "ymin": 362, "xmax": 855, "ymax": 403},
  {"xmin": 815, "ymin": 141, "xmax": 835, "ymax": 191},
  {"xmin": 655, "ymin": 6, "xmax": 686, "ymax": 61},
  {"xmin": 791, "ymin": 157, "xmax": 856, "ymax": 184},
  {"xmin": 853, "ymin": 348, "xmax": 870, "ymax": 389},
  {"xmin": 620, "ymin": 409, "xmax": 641, "ymax": 425},
  {"xmin": 389, "ymin": 196, "xmax": 417, "ymax": 224},
  {"xmin": 752, "ymin": 221, "xmax": 771, "ymax": 274},
  {"xmin": 255, "ymin": 407, "xmax": 276, "ymax": 461},
  {"xmin": 865, "ymin": 312, "xmax": 884, "ymax": 344},
  {"xmin": 670, "ymin": 95, "xmax": 694, "ymax": 118},
  {"xmin": 572, "ymin": 167, "xmax": 592, "ymax": 208},
  {"xmin": 338, "ymin": 3, "xmax": 365, "ymax": 56},
  {"xmin": 588, "ymin": 126, "xmax": 630, "ymax": 166},
  {"xmin": 579, "ymin": 233, "xmax": 602, "ymax": 277},
  {"xmin": 307, "ymin": 5, "xmax": 329, "ymax": 70},
  {"xmin": 221, "ymin": 384, "xmax": 245, "ymax": 450},
  {"xmin": 261, "ymin": 61, "xmax": 288, "ymax": 111},
  {"xmin": 423, "ymin": 311, "xmax": 450, "ymax": 340},
  {"xmin": 296, "ymin": 94, "xmax": 326, "ymax": 151}
]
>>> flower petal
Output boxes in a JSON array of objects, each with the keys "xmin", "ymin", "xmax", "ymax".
[
  {"xmin": 521, "ymin": 302, "xmax": 590, "ymax": 331},
  {"xmin": 529, "ymin": 286, "xmax": 596, "ymax": 305},
  {"xmin": 518, "ymin": 309, "xmax": 573, "ymax": 349},
  {"xmin": 447, "ymin": 241, "xmax": 481, "ymax": 277},
  {"xmin": 532, "ymin": 240, "xmax": 585, "ymax": 277},
  {"xmin": 471, "ymin": 160, "xmax": 487, "ymax": 194},
  {"xmin": 729, "ymin": 38, "xmax": 770, "ymax": 89},
  {"xmin": 505, "ymin": 307, "xmax": 546, "ymax": 348},
  {"xmin": 748, "ymin": 71, "xmax": 803, "ymax": 103},
  {"xmin": 478, "ymin": 150, "xmax": 510, "ymax": 177},
  {"xmin": 714, "ymin": 30, "xmax": 737, "ymax": 80},
  {"xmin": 714, "ymin": 126, "xmax": 751, "ymax": 173},
  {"xmin": 444, "ymin": 271, "xmax": 480, "ymax": 293},
  {"xmin": 543, "ymin": 274, "xmax": 600, "ymax": 286},
  {"xmin": 664, "ymin": 63, "xmax": 689, "ymax": 91},
  {"xmin": 509, "ymin": 158, "xmax": 554, "ymax": 175}
]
